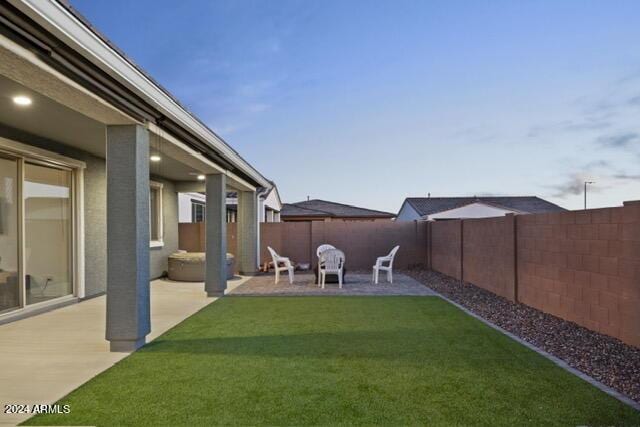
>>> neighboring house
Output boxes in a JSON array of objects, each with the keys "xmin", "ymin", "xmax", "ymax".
[
  {"xmin": 396, "ymin": 196, "xmax": 566, "ymax": 221},
  {"xmin": 178, "ymin": 183, "xmax": 282, "ymax": 223},
  {"xmin": 0, "ymin": 0, "xmax": 270, "ymax": 351},
  {"xmin": 281, "ymin": 199, "xmax": 395, "ymax": 222}
]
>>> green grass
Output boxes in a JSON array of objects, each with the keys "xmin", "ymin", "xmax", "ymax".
[{"xmin": 25, "ymin": 296, "xmax": 640, "ymax": 426}]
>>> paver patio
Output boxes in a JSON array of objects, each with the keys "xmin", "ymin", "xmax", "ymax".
[{"xmin": 229, "ymin": 272, "xmax": 436, "ymax": 296}]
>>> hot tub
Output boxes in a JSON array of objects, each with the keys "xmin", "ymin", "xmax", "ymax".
[{"xmin": 168, "ymin": 252, "xmax": 235, "ymax": 282}]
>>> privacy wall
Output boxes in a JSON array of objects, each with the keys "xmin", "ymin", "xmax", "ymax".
[
  {"xmin": 179, "ymin": 221, "xmax": 429, "ymax": 271},
  {"xmin": 428, "ymin": 201, "xmax": 640, "ymax": 348},
  {"xmin": 178, "ymin": 203, "xmax": 639, "ymax": 347}
]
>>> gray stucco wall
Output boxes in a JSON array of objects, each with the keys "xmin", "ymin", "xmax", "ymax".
[
  {"xmin": 150, "ymin": 176, "xmax": 179, "ymax": 279},
  {"xmin": 82, "ymin": 155, "xmax": 107, "ymax": 296},
  {"xmin": 0, "ymin": 124, "xmax": 179, "ymax": 295}
]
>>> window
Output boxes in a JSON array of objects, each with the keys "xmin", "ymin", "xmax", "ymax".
[
  {"xmin": 150, "ymin": 181, "xmax": 163, "ymax": 247},
  {"xmin": 191, "ymin": 200, "xmax": 205, "ymax": 223}
]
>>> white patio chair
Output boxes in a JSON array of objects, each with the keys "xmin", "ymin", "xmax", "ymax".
[
  {"xmin": 316, "ymin": 244, "xmax": 336, "ymax": 257},
  {"xmin": 372, "ymin": 245, "xmax": 400, "ymax": 284},
  {"xmin": 318, "ymin": 249, "xmax": 345, "ymax": 289},
  {"xmin": 267, "ymin": 246, "xmax": 294, "ymax": 284},
  {"xmin": 316, "ymin": 244, "xmax": 335, "ymax": 273}
]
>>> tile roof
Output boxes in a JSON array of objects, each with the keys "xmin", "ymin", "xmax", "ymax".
[
  {"xmin": 281, "ymin": 199, "xmax": 395, "ymax": 218},
  {"xmin": 404, "ymin": 196, "xmax": 566, "ymax": 217}
]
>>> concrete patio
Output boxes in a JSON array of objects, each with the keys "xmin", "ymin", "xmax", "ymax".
[
  {"xmin": 229, "ymin": 272, "xmax": 436, "ymax": 296},
  {"xmin": 0, "ymin": 276, "xmax": 250, "ymax": 426}
]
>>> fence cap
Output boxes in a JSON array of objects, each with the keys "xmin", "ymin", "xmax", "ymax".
[{"xmin": 623, "ymin": 200, "xmax": 640, "ymax": 207}]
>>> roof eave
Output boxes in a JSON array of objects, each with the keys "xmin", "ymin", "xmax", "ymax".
[{"xmin": 9, "ymin": 0, "xmax": 270, "ymax": 189}]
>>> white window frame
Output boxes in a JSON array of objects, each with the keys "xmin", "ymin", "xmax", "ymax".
[
  {"xmin": 191, "ymin": 200, "xmax": 205, "ymax": 223},
  {"xmin": 150, "ymin": 181, "xmax": 164, "ymax": 248}
]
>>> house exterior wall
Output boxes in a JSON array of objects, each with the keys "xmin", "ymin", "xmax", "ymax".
[
  {"xmin": 428, "ymin": 202, "xmax": 517, "ymax": 220},
  {"xmin": 0, "ymin": 125, "xmax": 179, "ymax": 296},
  {"xmin": 178, "ymin": 192, "xmax": 205, "ymax": 223},
  {"xmin": 396, "ymin": 202, "xmax": 421, "ymax": 221},
  {"xmin": 150, "ymin": 178, "xmax": 179, "ymax": 279},
  {"xmin": 0, "ymin": 125, "xmax": 107, "ymax": 297}
]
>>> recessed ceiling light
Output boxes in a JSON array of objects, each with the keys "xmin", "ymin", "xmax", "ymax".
[
  {"xmin": 150, "ymin": 154, "xmax": 161, "ymax": 162},
  {"xmin": 13, "ymin": 95, "xmax": 32, "ymax": 106},
  {"xmin": 197, "ymin": 174, "xmax": 205, "ymax": 181}
]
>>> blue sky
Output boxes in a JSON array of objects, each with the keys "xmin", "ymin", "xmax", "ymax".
[{"xmin": 73, "ymin": 0, "xmax": 640, "ymax": 212}]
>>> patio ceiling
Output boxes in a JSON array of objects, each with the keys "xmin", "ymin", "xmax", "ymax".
[{"xmin": 0, "ymin": 59, "xmax": 251, "ymax": 189}]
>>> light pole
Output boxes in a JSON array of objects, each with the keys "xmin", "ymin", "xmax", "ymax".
[{"xmin": 584, "ymin": 181, "xmax": 594, "ymax": 210}]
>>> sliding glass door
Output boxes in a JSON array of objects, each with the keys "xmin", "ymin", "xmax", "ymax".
[
  {"xmin": 0, "ymin": 152, "xmax": 75, "ymax": 315},
  {"xmin": 0, "ymin": 156, "xmax": 19, "ymax": 313},
  {"xmin": 23, "ymin": 163, "xmax": 73, "ymax": 305}
]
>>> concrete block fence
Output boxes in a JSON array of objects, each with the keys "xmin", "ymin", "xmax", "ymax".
[
  {"xmin": 179, "ymin": 202, "xmax": 639, "ymax": 347},
  {"xmin": 428, "ymin": 201, "xmax": 640, "ymax": 348},
  {"xmin": 179, "ymin": 220, "xmax": 429, "ymax": 272}
]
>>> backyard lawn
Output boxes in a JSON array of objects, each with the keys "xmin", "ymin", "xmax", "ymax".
[{"xmin": 25, "ymin": 296, "xmax": 640, "ymax": 426}]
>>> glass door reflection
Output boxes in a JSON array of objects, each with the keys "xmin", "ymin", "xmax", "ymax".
[
  {"xmin": 24, "ymin": 163, "xmax": 73, "ymax": 305},
  {"xmin": 0, "ymin": 156, "xmax": 20, "ymax": 313}
]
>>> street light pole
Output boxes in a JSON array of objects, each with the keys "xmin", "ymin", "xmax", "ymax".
[{"xmin": 584, "ymin": 181, "xmax": 594, "ymax": 210}]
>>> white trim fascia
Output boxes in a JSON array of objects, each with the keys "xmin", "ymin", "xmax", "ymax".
[{"xmin": 12, "ymin": 0, "xmax": 270, "ymax": 189}]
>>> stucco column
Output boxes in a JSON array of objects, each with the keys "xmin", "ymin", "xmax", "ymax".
[
  {"xmin": 105, "ymin": 125, "xmax": 150, "ymax": 352},
  {"xmin": 237, "ymin": 190, "xmax": 259, "ymax": 274},
  {"xmin": 205, "ymin": 173, "xmax": 227, "ymax": 296}
]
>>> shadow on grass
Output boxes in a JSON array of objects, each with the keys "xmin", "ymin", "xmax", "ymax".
[{"xmin": 140, "ymin": 329, "xmax": 530, "ymax": 364}]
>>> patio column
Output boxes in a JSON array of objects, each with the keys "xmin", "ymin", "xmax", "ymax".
[
  {"xmin": 105, "ymin": 124, "xmax": 151, "ymax": 352},
  {"xmin": 205, "ymin": 173, "xmax": 227, "ymax": 296},
  {"xmin": 237, "ymin": 190, "xmax": 259, "ymax": 275}
]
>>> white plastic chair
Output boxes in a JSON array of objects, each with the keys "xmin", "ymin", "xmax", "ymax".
[
  {"xmin": 372, "ymin": 245, "xmax": 400, "ymax": 284},
  {"xmin": 318, "ymin": 249, "xmax": 345, "ymax": 289},
  {"xmin": 267, "ymin": 246, "xmax": 294, "ymax": 284},
  {"xmin": 316, "ymin": 244, "xmax": 336, "ymax": 257}
]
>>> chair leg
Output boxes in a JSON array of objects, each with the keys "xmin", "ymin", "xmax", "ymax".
[
  {"xmin": 321, "ymin": 272, "xmax": 325, "ymax": 289},
  {"xmin": 388, "ymin": 269, "xmax": 393, "ymax": 284},
  {"xmin": 338, "ymin": 269, "xmax": 343, "ymax": 289},
  {"xmin": 374, "ymin": 268, "xmax": 379, "ymax": 284},
  {"xmin": 275, "ymin": 269, "xmax": 279, "ymax": 284},
  {"xmin": 288, "ymin": 268, "xmax": 293, "ymax": 284}
]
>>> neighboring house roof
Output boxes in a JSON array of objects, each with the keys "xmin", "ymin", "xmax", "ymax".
[
  {"xmin": 403, "ymin": 196, "xmax": 566, "ymax": 217},
  {"xmin": 282, "ymin": 199, "xmax": 395, "ymax": 219}
]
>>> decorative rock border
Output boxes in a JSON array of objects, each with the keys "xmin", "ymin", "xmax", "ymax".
[{"xmin": 408, "ymin": 270, "xmax": 640, "ymax": 411}]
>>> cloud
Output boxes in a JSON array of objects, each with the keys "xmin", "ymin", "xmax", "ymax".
[
  {"xmin": 528, "ymin": 119, "xmax": 611, "ymax": 138},
  {"xmin": 548, "ymin": 173, "xmax": 599, "ymax": 198},
  {"xmin": 613, "ymin": 173, "xmax": 640, "ymax": 181},
  {"xmin": 596, "ymin": 132, "xmax": 640, "ymax": 149},
  {"xmin": 628, "ymin": 95, "xmax": 640, "ymax": 107},
  {"xmin": 584, "ymin": 159, "xmax": 612, "ymax": 170}
]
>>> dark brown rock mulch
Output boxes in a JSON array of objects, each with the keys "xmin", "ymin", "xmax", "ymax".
[{"xmin": 406, "ymin": 269, "xmax": 640, "ymax": 404}]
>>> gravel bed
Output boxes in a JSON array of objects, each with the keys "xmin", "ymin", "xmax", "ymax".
[{"xmin": 406, "ymin": 269, "xmax": 640, "ymax": 404}]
